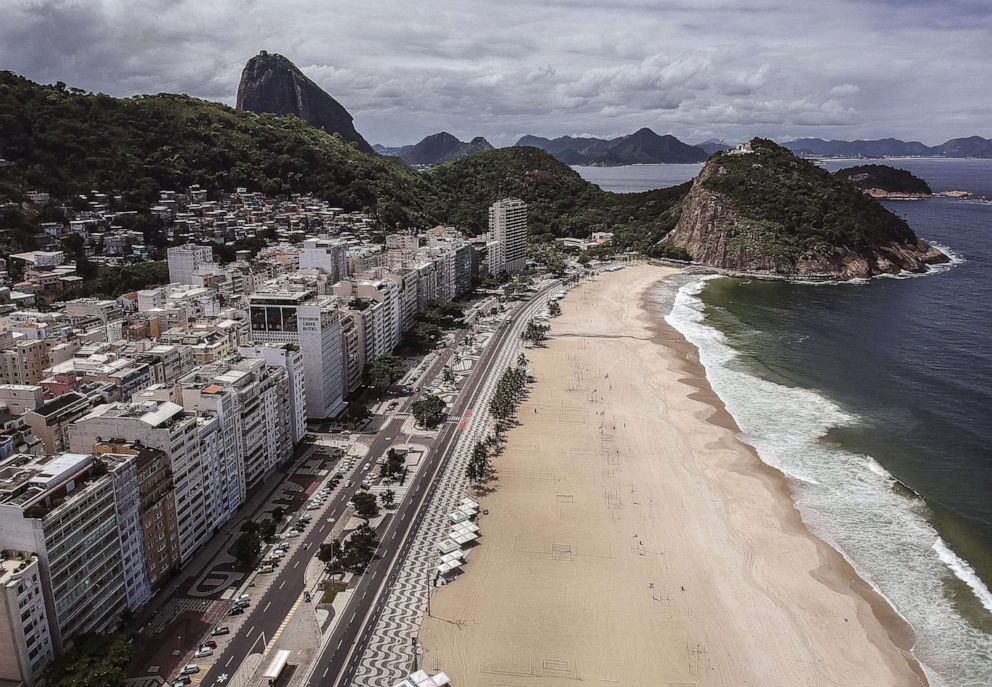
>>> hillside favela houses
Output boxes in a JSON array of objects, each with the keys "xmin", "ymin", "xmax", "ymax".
[{"xmin": 0, "ymin": 192, "xmax": 527, "ymax": 684}]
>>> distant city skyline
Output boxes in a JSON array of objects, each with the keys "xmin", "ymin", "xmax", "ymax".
[{"xmin": 2, "ymin": 0, "xmax": 990, "ymax": 147}]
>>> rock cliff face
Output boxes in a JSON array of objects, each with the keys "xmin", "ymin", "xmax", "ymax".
[
  {"xmin": 662, "ymin": 140, "xmax": 949, "ymax": 279},
  {"xmin": 236, "ymin": 51, "xmax": 373, "ymax": 154}
]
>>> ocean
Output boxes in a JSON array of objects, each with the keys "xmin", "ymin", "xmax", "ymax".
[{"xmin": 575, "ymin": 159, "xmax": 992, "ymax": 686}]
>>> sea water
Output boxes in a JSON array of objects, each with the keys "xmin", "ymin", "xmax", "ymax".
[{"xmin": 577, "ymin": 159, "xmax": 992, "ymax": 685}]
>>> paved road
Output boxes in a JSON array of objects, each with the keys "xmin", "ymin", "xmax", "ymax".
[
  {"xmin": 195, "ymin": 286, "xmax": 552, "ymax": 687},
  {"xmin": 308, "ymin": 284, "xmax": 557, "ymax": 687}
]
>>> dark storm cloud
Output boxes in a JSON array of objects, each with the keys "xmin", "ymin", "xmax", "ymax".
[{"xmin": 1, "ymin": 0, "xmax": 989, "ymax": 146}]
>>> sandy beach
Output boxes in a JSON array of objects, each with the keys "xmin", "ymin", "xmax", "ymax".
[{"xmin": 420, "ymin": 264, "xmax": 926, "ymax": 686}]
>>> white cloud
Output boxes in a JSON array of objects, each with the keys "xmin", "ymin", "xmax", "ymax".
[{"xmin": 0, "ymin": 0, "xmax": 989, "ymax": 146}]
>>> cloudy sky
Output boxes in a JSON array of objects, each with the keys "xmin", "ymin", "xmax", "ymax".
[{"xmin": 3, "ymin": 0, "xmax": 990, "ymax": 146}]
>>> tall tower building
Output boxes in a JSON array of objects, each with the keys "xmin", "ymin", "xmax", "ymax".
[
  {"xmin": 248, "ymin": 290, "xmax": 346, "ymax": 419},
  {"xmin": 488, "ymin": 198, "xmax": 528, "ymax": 274}
]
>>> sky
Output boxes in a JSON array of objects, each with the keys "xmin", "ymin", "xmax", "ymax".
[{"xmin": 2, "ymin": 0, "xmax": 990, "ymax": 147}]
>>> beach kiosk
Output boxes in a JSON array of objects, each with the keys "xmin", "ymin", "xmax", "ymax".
[{"xmin": 391, "ymin": 669, "xmax": 451, "ymax": 687}]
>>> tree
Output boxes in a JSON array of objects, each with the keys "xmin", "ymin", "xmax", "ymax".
[
  {"xmin": 422, "ymin": 300, "xmax": 464, "ymax": 328},
  {"xmin": 442, "ymin": 366, "xmax": 455, "ymax": 385},
  {"xmin": 341, "ymin": 523, "xmax": 380, "ymax": 571},
  {"xmin": 271, "ymin": 506, "xmax": 286, "ymax": 523},
  {"xmin": 43, "ymin": 632, "xmax": 132, "ymax": 687},
  {"xmin": 403, "ymin": 321, "xmax": 442, "ymax": 353},
  {"xmin": 466, "ymin": 442, "xmax": 492, "ymax": 484},
  {"xmin": 365, "ymin": 355, "xmax": 405, "ymax": 389},
  {"xmin": 233, "ymin": 530, "xmax": 261, "ymax": 569},
  {"xmin": 379, "ymin": 489, "xmax": 395, "ymax": 509},
  {"xmin": 522, "ymin": 321, "xmax": 550, "ymax": 346},
  {"xmin": 258, "ymin": 518, "xmax": 277, "ymax": 542},
  {"xmin": 318, "ymin": 539, "xmax": 344, "ymax": 573},
  {"xmin": 351, "ymin": 492, "xmax": 379, "ymax": 520},
  {"xmin": 548, "ymin": 300, "xmax": 561, "ymax": 317},
  {"xmin": 380, "ymin": 448, "xmax": 405, "ymax": 480},
  {"xmin": 411, "ymin": 393, "xmax": 446, "ymax": 429}
]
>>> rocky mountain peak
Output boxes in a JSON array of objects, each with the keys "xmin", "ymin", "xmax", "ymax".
[{"xmin": 236, "ymin": 51, "xmax": 374, "ymax": 154}]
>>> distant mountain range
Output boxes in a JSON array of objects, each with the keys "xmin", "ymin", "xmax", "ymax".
[
  {"xmin": 783, "ymin": 136, "xmax": 992, "ymax": 158},
  {"xmin": 516, "ymin": 128, "xmax": 711, "ymax": 165},
  {"xmin": 374, "ymin": 132, "xmax": 494, "ymax": 165}
]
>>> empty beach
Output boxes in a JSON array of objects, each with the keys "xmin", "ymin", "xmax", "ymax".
[{"xmin": 420, "ymin": 264, "xmax": 926, "ymax": 686}]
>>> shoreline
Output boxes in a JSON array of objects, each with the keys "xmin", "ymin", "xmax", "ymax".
[
  {"xmin": 420, "ymin": 264, "xmax": 928, "ymax": 685},
  {"xmin": 646, "ymin": 276, "xmax": 928, "ymax": 684}
]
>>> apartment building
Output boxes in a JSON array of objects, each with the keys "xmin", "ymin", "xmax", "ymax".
[
  {"xmin": 21, "ymin": 384, "xmax": 114, "ymax": 454},
  {"xmin": 237, "ymin": 343, "xmax": 307, "ymax": 445},
  {"xmin": 0, "ymin": 452, "xmax": 141, "ymax": 649},
  {"xmin": 67, "ymin": 401, "xmax": 232, "ymax": 564},
  {"xmin": 248, "ymin": 290, "xmax": 346, "ymax": 419},
  {"xmin": 166, "ymin": 244, "xmax": 215, "ymax": 284},
  {"xmin": 299, "ymin": 237, "xmax": 348, "ymax": 283},
  {"xmin": 178, "ymin": 357, "xmax": 294, "ymax": 491},
  {"xmin": 0, "ymin": 553, "xmax": 53, "ymax": 686},
  {"xmin": 0, "ymin": 340, "xmax": 47, "ymax": 386},
  {"xmin": 488, "ymin": 198, "xmax": 528, "ymax": 274}
]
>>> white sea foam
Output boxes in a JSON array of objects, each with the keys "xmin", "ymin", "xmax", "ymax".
[
  {"xmin": 663, "ymin": 276, "xmax": 992, "ymax": 687},
  {"xmin": 933, "ymin": 537, "xmax": 992, "ymax": 614}
]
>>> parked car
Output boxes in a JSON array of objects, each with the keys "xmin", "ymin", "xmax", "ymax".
[
  {"xmin": 286, "ymin": 529, "xmax": 301, "ymax": 538},
  {"xmin": 237, "ymin": 593, "xmax": 250, "ymax": 603},
  {"xmin": 181, "ymin": 664, "xmax": 200, "ymax": 675},
  {"xmin": 228, "ymin": 607, "xmax": 244, "ymax": 617},
  {"xmin": 173, "ymin": 678, "xmax": 190, "ymax": 687},
  {"xmin": 346, "ymin": 480, "xmax": 354, "ymax": 488},
  {"xmin": 194, "ymin": 647, "xmax": 213, "ymax": 658},
  {"xmin": 211, "ymin": 626, "xmax": 230, "ymax": 636},
  {"xmin": 201, "ymin": 639, "xmax": 217, "ymax": 648}
]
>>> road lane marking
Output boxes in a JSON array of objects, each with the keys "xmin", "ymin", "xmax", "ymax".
[{"xmin": 263, "ymin": 601, "xmax": 271, "ymax": 612}]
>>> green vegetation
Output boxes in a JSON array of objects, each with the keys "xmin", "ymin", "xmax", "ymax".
[
  {"xmin": 379, "ymin": 489, "xmax": 395, "ymax": 509},
  {"xmin": 379, "ymin": 448, "xmax": 406, "ymax": 481},
  {"xmin": 547, "ymin": 301, "xmax": 561, "ymax": 317},
  {"xmin": 0, "ymin": 71, "xmax": 425, "ymax": 222},
  {"xmin": 411, "ymin": 393, "xmax": 446, "ymax": 428},
  {"xmin": 320, "ymin": 579, "xmax": 349, "ymax": 604},
  {"xmin": 351, "ymin": 492, "xmax": 379, "ymax": 520},
  {"xmin": 61, "ymin": 261, "xmax": 169, "ymax": 300},
  {"xmin": 340, "ymin": 523, "xmax": 380, "ymax": 571},
  {"xmin": 466, "ymin": 441, "xmax": 493, "ymax": 484},
  {"xmin": 702, "ymin": 139, "xmax": 917, "ymax": 265},
  {"xmin": 43, "ymin": 632, "xmax": 132, "ymax": 687},
  {"xmin": 318, "ymin": 524, "xmax": 380, "ymax": 573},
  {"xmin": 833, "ymin": 164, "xmax": 932, "ymax": 194},
  {"xmin": 365, "ymin": 355, "xmax": 405, "ymax": 389},
  {"xmin": 1, "ymin": 72, "xmax": 692, "ymax": 252},
  {"xmin": 234, "ymin": 521, "xmax": 263, "ymax": 568},
  {"xmin": 317, "ymin": 539, "xmax": 344, "ymax": 573},
  {"xmin": 422, "ymin": 146, "xmax": 689, "ymax": 244},
  {"xmin": 521, "ymin": 321, "xmax": 550, "ymax": 346}
]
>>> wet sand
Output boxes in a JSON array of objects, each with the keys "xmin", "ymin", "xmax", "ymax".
[{"xmin": 420, "ymin": 264, "xmax": 926, "ymax": 686}]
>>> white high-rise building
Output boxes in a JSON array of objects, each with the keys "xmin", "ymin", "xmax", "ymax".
[
  {"xmin": 237, "ymin": 343, "xmax": 307, "ymax": 446},
  {"xmin": 178, "ymin": 357, "xmax": 295, "ymax": 490},
  {"xmin": 0, "ymin": 452, "xmax": 143, "ymax": 651},
  {"xmin": 68, "ymin": 401, "xmax": 233, "ymax": 563},
  {"xmin": 248, "ymin": 290, "xmax": 346, "ymax": 419},
  {"xmin": 166, "ymin": 244, "xmax": 215, "ymax": 285},
  {"xmin": 488, "ymin": 198, "xmax": 528, "ymax": 274},
  {"xmin": 299, "ymin": 238, "xmax": 348, "ymax": 283}
]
